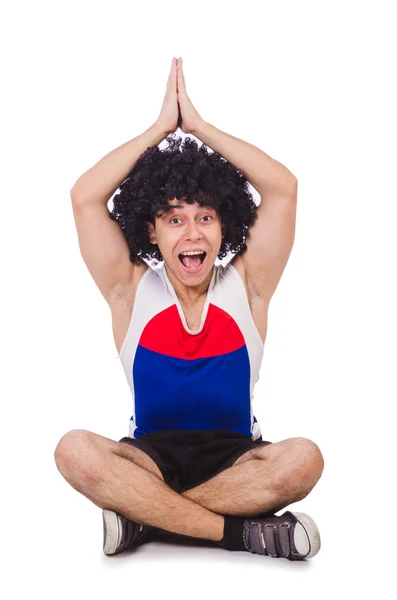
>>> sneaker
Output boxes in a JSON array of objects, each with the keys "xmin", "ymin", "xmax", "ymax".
[
  {"xmin": 102, "ymin": 509, "xmax": 154, "ymax": 555},
  {"xmin": 243, "ymin": 511, "xmax": 321, "ymax": 560}
]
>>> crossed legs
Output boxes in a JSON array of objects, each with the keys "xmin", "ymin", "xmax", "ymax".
[
  {"xmin": 54, "ymin": 430, "xmax": 324, "ymax": 542},
  {"xmin": 181, "ymin": 437, "xmax": 324, "ymax": 516}
]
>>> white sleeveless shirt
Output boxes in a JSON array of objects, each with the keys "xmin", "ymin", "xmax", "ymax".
[{"xmin": 119, "ymin": 261, "xmax": 265, "ymax": 440}]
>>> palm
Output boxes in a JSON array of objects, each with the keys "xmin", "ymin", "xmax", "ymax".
[
  {"xmin": 177, "ymin": 102, "xmax": 183, "ymax": 130},
  {"xmin": 177, "ymin": 58, "xmax": 203, "ymax": 134}
]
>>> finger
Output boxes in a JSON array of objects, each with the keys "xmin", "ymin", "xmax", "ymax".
[
  {"xmin": 168, "ymin": 58, "xmax": 177, "ymax": 79},
  {"xmin": 166, "ymin": 58, "xmax": 177, "ymax": 93},
  {"xmin": 177, "ymin": 58, "xmax": 186, "ymax": 93},
  {"xmin": 168, "ymin": 58, "xmax": 175, "ymax": 81}
]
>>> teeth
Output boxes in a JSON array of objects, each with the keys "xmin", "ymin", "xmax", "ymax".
[{"xmin": 180, "ymin": 251, "xmax": 205, "ymax": 256}]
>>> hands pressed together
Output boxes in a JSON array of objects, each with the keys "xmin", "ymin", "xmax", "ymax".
[{"xmin": 156, "ymin": 57, "xmax": 205, "ymax": 136}]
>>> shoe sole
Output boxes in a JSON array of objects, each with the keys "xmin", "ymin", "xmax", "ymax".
[
  {"xmin": 290, "ymin": 512, "xmax": 321, "ymax": 558},
  {"xmin": 103, "ymin": 509, "xmax": 121, "ymax": 555}
]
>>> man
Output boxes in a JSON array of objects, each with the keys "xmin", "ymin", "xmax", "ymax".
[{"xmin": 54, "ymin": 57, "xmax": 324, "ymax": 560}]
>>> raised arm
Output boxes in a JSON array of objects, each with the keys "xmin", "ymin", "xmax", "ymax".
[
  {"xmin": 71, "ymin": 58, "xmax": 180, "ymax": 204},
  {"xmin": 194, "ymin": 120, "xmax": 297, "ymax": 303},
  {"xmin": 71, "ymin": 123, "xmax": 166, "ymax": 206},
  {"xmin": 175, "ymin": 56, "xmax": 298, "ymax": 304},
  {"xmin": 70, "ymin": 58, "xmax": 180, "ymax": 305}
]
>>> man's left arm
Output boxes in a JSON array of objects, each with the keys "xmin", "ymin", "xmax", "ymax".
[{"xmin": 193, "ymin": 121, "xmax": 298, "ymax": 304}]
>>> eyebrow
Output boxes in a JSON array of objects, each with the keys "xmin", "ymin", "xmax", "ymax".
[
  {"xmin": 158, "ymin": 205, "xmax": 216, "ymax": 219},
  {"xmin": 157, "ymin": 205, "xmax": 184, "ymax": 218}
]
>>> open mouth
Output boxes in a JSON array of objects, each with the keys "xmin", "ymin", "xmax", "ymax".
[{"xmin": 178, "ymin": 252, "xmax": 207, "ymax": 273}]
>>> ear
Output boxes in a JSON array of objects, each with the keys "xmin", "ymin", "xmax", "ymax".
[
  {"xmin": 146, "ymin": 221, "xmax": 157, "ymax": 245},
  {"xmin": 221, "ymin": 223, "xmax": 226, "ymax": 238}
]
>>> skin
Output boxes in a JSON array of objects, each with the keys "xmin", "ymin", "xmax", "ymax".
[
  {"xmin": 146, "ymin": 198, "xmax": 226, "ymax": 303},
  {"xmin": 156, "ymin": 56, "xmax": 204, "ymax": 136}
]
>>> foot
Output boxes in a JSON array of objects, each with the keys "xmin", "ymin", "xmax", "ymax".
[
  {"xmin": 243, "ymin": 511, "xmax": 321, "ymax": 560},
  {"xmin": 102, "ymin": 509, "xmax": 154, "ymax": 555}
]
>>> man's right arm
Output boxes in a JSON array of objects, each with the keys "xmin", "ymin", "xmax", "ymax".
[
  {"xmin": 70, "ymin": 122, "xmax": 167, "ymax": 206},
  {"xmin": 70, "ymin": 123, "xmax": 167, "ymax": 305}
]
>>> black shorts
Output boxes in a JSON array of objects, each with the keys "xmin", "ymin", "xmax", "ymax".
[{"xmin": 118, "ymin": 429, "xmax": 272, "ymax": 494}]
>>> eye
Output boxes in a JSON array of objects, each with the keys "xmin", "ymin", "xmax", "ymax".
[{"xmin": 169, "ymin": 216, "xmax": 213, "ymax": 224}]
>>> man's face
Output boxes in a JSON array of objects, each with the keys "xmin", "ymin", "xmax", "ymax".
[{"xmin": 147, "ymin": 198, "xmax": 225, "ymax": 285}]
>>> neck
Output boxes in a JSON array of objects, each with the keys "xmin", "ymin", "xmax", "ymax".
[{"xmin": 165, "ymin": 263, "xmax": 214, "ymax": 304}]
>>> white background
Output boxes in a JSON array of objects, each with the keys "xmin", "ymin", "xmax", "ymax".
[{"xmin": 1, "ymin": 0, "xmax": 395, "ymax": 597}]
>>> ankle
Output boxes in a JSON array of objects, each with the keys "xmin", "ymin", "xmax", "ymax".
[{"xmin": 216, "ymin": 515, "xmax": 248, "ymax": 551}]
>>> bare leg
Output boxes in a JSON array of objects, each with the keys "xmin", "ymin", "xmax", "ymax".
[
  {"xmin": 182, "ymin": 437, "xmax": 324, "ymax": 516},
  {"xmin": 54, "ymin": 430, "xmax": 224, "ymax": 542}
]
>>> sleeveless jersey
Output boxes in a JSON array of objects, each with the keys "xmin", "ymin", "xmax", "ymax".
[{"xmin": 119, "ymin": 261, "xmax": 265, "ymax": 440}]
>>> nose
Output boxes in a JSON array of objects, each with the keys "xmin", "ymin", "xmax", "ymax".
[{"xmin": 184, "ymin": 220, "xmax": 202, "ymax": 241}]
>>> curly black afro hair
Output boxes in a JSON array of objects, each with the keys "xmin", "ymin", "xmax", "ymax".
[{"xmin": 109, "ymin": 134, "xmax": 258, "ymax": 264}]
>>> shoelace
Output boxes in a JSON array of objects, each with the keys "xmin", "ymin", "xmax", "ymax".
[{"xmin": 244, "ymin": 520, "xmax": 296, "ymax": 558}]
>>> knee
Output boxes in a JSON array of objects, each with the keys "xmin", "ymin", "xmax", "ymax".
[
  {"xmin": 272, "ymin": 437, "xmax": 324, "ymax": 501},
  {"xmin": 54, "ymin": 429, "xmax": 102, "ymax": 486}
]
